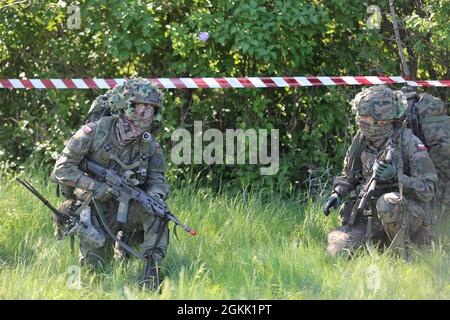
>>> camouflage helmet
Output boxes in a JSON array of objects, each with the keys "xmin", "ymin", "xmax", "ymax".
[
  {"xmin": 109, "ymin": 78, "xmax": 164, "ymax": 122},
  {"xmin": 351, "ymin": 85, "xmax": 406, "ymax": 121}
]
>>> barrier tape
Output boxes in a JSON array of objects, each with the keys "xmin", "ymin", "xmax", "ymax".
[{"xmin": 0, "ymin": 77, "xmax": 449, "ymax": 89}]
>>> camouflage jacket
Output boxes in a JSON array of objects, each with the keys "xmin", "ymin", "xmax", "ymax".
[
  {"xmin": 52, "ymin": 116, "xmax": 169, "ymax": 199},
  {"xmin": 333, "ymin": 127, "xmax": 438, "ymax": 203}
]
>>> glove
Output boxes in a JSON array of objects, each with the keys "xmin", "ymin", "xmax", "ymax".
[
  {"xmin": 373, "ymin": 160, "xmax": 397, "ymax": 181},
  {"xmin": 148, "ymin": 191, "xmax": 164, "ymax": 201},
  {"xmin": 322, "ymin": 193, "xmax": 341, "ymax": 216},
  {"xmin": 93, "ymin": 182, "xmax": 118, "ymax": 201}
]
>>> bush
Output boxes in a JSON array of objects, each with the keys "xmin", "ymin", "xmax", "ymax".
[{"xmin": 0, "ymin": 0, "xmax": 448, "ymax": 191}]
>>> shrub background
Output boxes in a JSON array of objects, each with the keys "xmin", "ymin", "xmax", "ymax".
[{"xmin": 0, "ymin": 0, "xmax": 448, "ymax": 191}]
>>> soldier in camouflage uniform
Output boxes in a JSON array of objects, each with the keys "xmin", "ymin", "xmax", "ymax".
[
  {"xmin": 322, "ymin": 86, "xmax": 439, "ymax": 257},
  {"xmin": 51, "ymin": 78, "xmax": 169, "ymax": 290}
]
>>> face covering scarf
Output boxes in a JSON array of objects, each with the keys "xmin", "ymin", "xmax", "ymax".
[
  {"xmin": 359, "ymin": 118, "xmax": 393, "ymax": 144},
  {"xmin": 115, "ymin": 105, "xmax": 155, "ymax": 146}
]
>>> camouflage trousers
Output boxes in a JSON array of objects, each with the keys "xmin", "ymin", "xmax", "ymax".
[
  {"xmin": 81, "ymin": 199, "xmax": 169, "ymax": 268},
  {"xmin": 54, "ymin": 198, "xmax": 169, "ymax": 268},
  {"xmin": 326, "ymin": 192, "xmax": 433, "ymax": 257}
]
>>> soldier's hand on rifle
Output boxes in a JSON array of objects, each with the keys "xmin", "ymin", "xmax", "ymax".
[
  {"xmin": 93, "ymin": 182, "xmax": 119, "ymax": 201},
  {"xmin": 147, "ymin": 191, "xmax": 164, "ymax": 201},
  {"xmin": 373, "ymin": 160, "xmax": 397, "ymax": 182},
  {"xmin": 322, "ymin": 192, "xmax": 341, "ymax": 216}
]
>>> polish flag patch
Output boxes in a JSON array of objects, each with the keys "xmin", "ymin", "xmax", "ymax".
[
  {"xmin": 417, "ymin": 143, "xmax": 427, "ymax": 151},
  {"xmin": 83, "ymin": 126, "xmax": 93, "ymax": 134}
]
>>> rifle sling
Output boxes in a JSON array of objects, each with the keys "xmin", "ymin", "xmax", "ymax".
[
  {"xmin": 92, "ymin": 198, "xmax": 144, "ymax": 259},
  {"xmin": 73, "ymin": 193, "xmax": 94, "ymax": 217},
  {"xmin": 70, "ymin": 235, "xmax": 75, "ymax": 255},
  {"xmin": 154, "ymin": 219, "xmax": 169, "ymax": 249},
  {"xmin": 387, "ymin": 127, "xmax": 410, "ymax": 260}
]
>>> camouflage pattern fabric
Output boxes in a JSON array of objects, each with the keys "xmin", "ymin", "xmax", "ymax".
[
  {"xmin": 84, "ymin": 78, "xmax": 164, "ymax": 129},
  {"xmin": 53, "ymin": 117, "xmax": 169, "ymax": 266},
  {"xmin": 327, "ymin": 194, "xmax": 432, "ymax": 256},
  {"xmin": 327, "ymin": 86, "xmax": 439, "ymax": 256},
  {"xmin": 351, "ymin": 85, "xmax": 406, "ymax": 121},
  {"xmin": 52, "ymin": 79, "xmax": 169, "ymax": 267},
  {"xmin": 351, "ymin": 85, "xmax": 406, "ymax": 142},
  {"xmin": 110, "ymin": 78, "xmax": 163, "ymax": 119},
  {"xmin": 115, "ymin": 104, "xmax": 155, "ymax": 146},
  {"xmin": 403, "ymin": 91, "xmax": 450, "ymax": 215},
  {"xmin": 78, "ymin": 200, "xmax": 169, "ymax": 267},
  {"xmin": 328, "ymin": 128, "xmax": 438, "ymax": 256}
]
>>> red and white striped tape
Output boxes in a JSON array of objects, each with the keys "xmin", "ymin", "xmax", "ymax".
[{"xmin": 0, "ymin": 77, "xmax": 449, "ymax": 89}]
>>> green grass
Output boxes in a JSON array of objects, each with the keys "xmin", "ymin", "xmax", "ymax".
[{"xmin": 0, "ymin": 171, "xmax": 449, "ymax": 300}]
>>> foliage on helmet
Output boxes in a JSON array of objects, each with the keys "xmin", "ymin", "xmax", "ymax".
[{"xmin": 109, "ymin": 78, "xmax": 164, "ymax": 123}]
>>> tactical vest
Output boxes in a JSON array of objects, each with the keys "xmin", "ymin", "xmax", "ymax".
[
  {"xmin": 87, "ymin": 116, "xmax": 159, "ymax": 187},
  {"xmin": 51, "ymin": 116, "xmax": 162, "ymax": 200}
]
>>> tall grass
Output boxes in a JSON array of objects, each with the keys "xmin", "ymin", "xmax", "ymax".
[{"xmin": 0, "ymin": 170, "xmax": 448, "ymax": 299}]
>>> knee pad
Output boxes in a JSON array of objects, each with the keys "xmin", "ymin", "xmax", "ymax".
[
  {"xmin": 376, "ymin": 193, "xmax": 405, "ymax": 240},
  {"xmin": 376, "ymin": 192, "xmax": 403, "ymax": 224}
]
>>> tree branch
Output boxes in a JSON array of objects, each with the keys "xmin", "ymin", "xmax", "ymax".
[{"xmin": 388, "ymin": 0, "xmax": 411, "ymax": 78}]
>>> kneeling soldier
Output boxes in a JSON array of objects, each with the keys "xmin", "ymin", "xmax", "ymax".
[
  {"xmin": 52, "ymin": 78, "xmax": 169, "ymax": 290},
  {"xmin": 323, "ymin": 86, "xmax": 438, "ymax": 258}
]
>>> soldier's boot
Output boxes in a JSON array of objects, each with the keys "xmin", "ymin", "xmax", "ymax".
[
  {"xmin": 113, "ymin": 231, "xmax": 129, "ymax": 261},
  {"xmin": 140, "ymin": 248, "xmax": 164, "ymax": 292},
  {"xmin": 141, "ymin": 256, "xmax": 160, "ymax": 291}
]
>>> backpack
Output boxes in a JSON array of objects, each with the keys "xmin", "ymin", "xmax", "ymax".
[
  {"xmin": 84, "ymin": 93, "xmax": 113, "ymax": 124},
  {"xmin": 404, "ymin": 92, "xmax": 450, "ymax": 215}
]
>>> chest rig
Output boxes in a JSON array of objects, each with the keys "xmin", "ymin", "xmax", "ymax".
[{"xmin": 88, "ymin": 117, "xmax": 156, "ymax": 187}]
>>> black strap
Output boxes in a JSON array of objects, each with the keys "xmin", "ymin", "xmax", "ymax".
[
  {"xmin": 70, "ymin": 235, "xmax": 75, "ymax": 255},
  {"xmin": 56, "ymin": 184, "xmax": 60, "ymax": 198},
  {"xmin": 92, "ymin": 199, "xmax": 144, "ymax": 259},
  {"xmin": 154, "ymin": 219, "xmax": 169, "ymax": 249},
  {"xmin": 411, "ymin": 97, "xmax": 428, "ymax": 146},
  {"xmin": 142, "ymin": 218, "xmax": 170, "ymax": 259}
]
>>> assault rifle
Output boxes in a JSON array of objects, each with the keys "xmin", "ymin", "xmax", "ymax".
[
  {"xmin": 348, "ymin": 141, "xmax": 395, "ymax": 227},
  {"xmin": 81, "ymin": 159, "xmax": 196, "ymax": 236}
]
